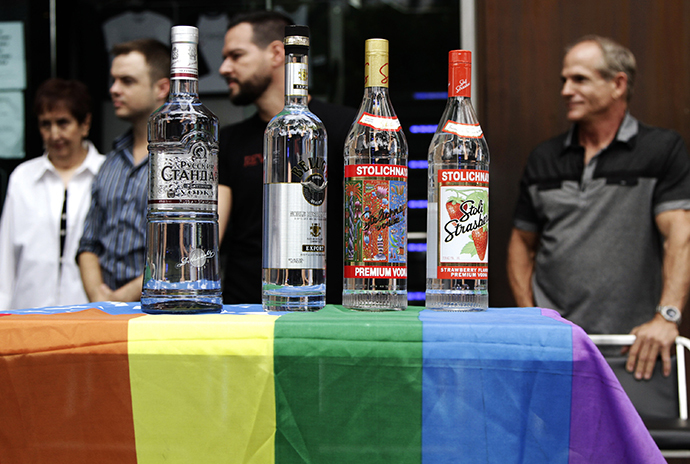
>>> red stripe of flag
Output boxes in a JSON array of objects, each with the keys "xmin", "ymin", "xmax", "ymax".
[{"xmin": 0, "ymin": 309, "xmax": 141, "ymax": 464}]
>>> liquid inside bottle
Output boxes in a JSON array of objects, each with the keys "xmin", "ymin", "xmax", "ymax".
[
  {"xmin": 143, "ymin": 211, "xmax": 221, "ymax": 313},
  {"xmin": 262, "ymin": 25, "xmax": 327, "ymax": 311},
  {"xmin": 343, "ymin": 38, "xmax": 408, "ymax": 311},
  {"xmin": 426, "ymin": 50, "xmax": 489, "ymax": 311},
  {"xmin": 141, "ymin": 26, "xmax": 222, "ymax": 313}
]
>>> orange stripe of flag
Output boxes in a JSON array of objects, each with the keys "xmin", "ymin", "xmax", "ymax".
[{"xmin": 0, "ymin": 309, "xmax": 142, "ymax": 464}]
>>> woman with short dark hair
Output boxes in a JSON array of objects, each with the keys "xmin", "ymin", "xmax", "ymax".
[{"xmin": 0, "ymin": 78, "xmax": 105, "ymax": 309}]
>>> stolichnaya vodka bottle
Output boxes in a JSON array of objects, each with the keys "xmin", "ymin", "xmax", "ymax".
[
  {"xmin": 426, "ymin": 50, "xmax": 489, "ymax": 311},
  {"xmin": 141, "ymin": 26, "xmax": 222, "ymax": 313},
  {"xmin": 262, "ymin": 25, "xmax": 327, "ymax": 311},
  {"xmin": 343, "ymin": 39, "xmax": 408, "ymax": 311}
]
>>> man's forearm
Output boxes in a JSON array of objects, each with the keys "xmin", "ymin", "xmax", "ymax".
[
  {"xmin": 507, "ymin": 228, "xmax": 538, "ymax": 307},
  {"xmin": 657, "ymin": 210, "xmax": 690, "ymax": 311},
  {"xmin": 78, "ymin": 251, "xmax": 107, "ymax": 302},
  {"xmin": 218, "ymin": 185, "xmax": 232, "ymax": 243}
]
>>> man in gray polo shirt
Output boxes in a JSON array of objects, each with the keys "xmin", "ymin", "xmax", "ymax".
[{"xmin": 508, "ymin": 35, "xmax": 690, "ymax": 381}]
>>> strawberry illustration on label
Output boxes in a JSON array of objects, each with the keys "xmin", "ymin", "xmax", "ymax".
[
  {"xmin": 471, "ymin": 226, "xmax": 488, "ymax": 260},
  {"xmin": 445, "ymin": 200, "xmax": 463, "ymax": 221}
]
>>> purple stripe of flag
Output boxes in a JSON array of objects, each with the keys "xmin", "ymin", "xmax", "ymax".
[{"xmin": 539, "ymin": 308, "xmax": 665, "ymax": 463}]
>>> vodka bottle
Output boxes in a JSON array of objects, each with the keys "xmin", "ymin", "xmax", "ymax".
[
  {"xmin": 262, "ymin": 25, "xmax": 327, "ymax": 311},
  {"xmin": 343, "ymin": 39, "xmax": 408, "ymax": 311},
  {"xmin": 141, "ymin": 26, "xmax": 222, "ymax": 313},
  {"xmin": 426, "ymin": 50, "xmax": 489, "ymax": 311}
]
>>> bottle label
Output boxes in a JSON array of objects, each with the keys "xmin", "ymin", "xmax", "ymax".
[
  {"xmin": 286, "ymin": 62, "xmax": 308, "ymax": 97},
  {"xmin": 263, "ymin": 183, "xmax": 326, "ymax": 269},
  {"xmin": 148, "ymin": 136, "xmax": 218, "ymax": 210},
  {"xmin": 171, "ymin": 42, "xmax": 198, "ymax": 79},
  {"xmin": 442, "ymin": 121, "xmax": 483, "ymax": 139},
  {"xmin": 357, "ymin": 112, "xmax": 401, "ymax": 132},
  {"xmin": 436, "ymin": 169, "xmax": 488, "ymax": 279},
  {"xmin": 344, "ymin": 164, "xmax": 407, "ymax": 279}
]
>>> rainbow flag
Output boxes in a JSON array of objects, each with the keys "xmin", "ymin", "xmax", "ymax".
[{"xmin": 0, "ymin": 304, "xmax": 663, "ymax": 463}]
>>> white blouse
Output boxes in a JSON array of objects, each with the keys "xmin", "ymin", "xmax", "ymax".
[{"xmin": 0, "ymin": 142, "xmax": 105, "ymax": 309}]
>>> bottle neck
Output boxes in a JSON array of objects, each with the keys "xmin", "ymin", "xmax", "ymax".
[
  {"xmin": 170, "ymin": 41, "xmax": 199, "ymax": 98},
  {"xmin": 364, "ymin": 85, "xmax": 390, "ymax": 93},
  {"xmin": 358, "ymin": 86, "xmax": 398, "ymax": 121},
  {"xmin": 442, "ymin": 95, "xmax": 480, "ymax": 126},
  {"xmin": 362, "ymin": 85, "xmax": 391, "ymax": 104},
  {"xmin": 284, "ymin": 52, "xmax": 309, "ymax": 107},
  {"xmin": 449, "ymin": 95, "xmax": 471, "ymax": 104},
  {"xmin": 170, "ymin": 78, "xmax": 199, "ymax": 97}
]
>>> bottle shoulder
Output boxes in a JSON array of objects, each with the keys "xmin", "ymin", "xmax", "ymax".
[
  {"xmin": 344, "ymin": 124, "xmax": 408, "ymax": 163},
  {"xmin": 342, "ymin": 87, "xmax": 409, "ymax": 163},
  {"xmin": 152, "ymin": 99, "xmax": 218, "ymax": 121},
  {"xmin": 149, "ymin": 101, "xmax": 219, "ymax": 144},
  {"xmin": 267, "ymin": 106, "xmax": 326, "ymax": 130},
  {"xmin": 426, "ymin": 96, "xmax": 488, "ymax": 164},
  {"xmin": 428, "ymin": 133, "xmax": 489, "ymax": 165},
  {"xmin": 356, "ymin": 87, "xmax": 399, "ymax": 118},
  {"xmin": 440, "ymin": 97, "xmax": 480, "ymax": 124}
]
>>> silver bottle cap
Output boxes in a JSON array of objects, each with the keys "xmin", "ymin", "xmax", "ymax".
[{"xmin": 171, "ymin": 26, "xmax": 198, "ymax": 44}]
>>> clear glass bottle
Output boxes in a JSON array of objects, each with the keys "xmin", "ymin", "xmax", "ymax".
[
  {"xmin": 343, "ymin": 39, "xmax": 408, "ymax": 311},
  {"xmin": 141, "ymin": 26, "xmax": 222, "ymax": 313},
  {"xmin": 426, "ymin": 50, "xmax": 489, "ymax": 311},
  {"xmin": 262, "ymin": 25, "xmax": 327, "ymax": 311}
]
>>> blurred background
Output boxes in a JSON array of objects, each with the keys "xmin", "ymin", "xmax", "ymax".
[{"xmin": 1, "ymin": 0, "xmax": 689, "ymax": 311}]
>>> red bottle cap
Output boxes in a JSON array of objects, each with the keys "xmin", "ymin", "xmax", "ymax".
[{"xmin": 448, "ymin": 50, "xmax": 471, "ymax": 98}]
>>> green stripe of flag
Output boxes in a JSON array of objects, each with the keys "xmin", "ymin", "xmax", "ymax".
[{"xmin": 273, "ymin": 305, "xmax": 424, "ymax": 464}]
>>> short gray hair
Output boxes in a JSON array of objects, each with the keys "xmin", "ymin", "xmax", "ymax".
[{"xmin": 567, "ymin": 35, "xmax": 636, "ymax": 102}]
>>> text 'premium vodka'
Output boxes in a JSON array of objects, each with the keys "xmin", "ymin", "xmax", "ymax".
[{"xmin": 343, "ymin": 39, "xmax": 409, "ymax": 311}]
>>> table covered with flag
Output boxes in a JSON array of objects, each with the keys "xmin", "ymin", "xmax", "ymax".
[{"xmin": 0, "ymin": 303, "xmax": 664, "ymax": 463}]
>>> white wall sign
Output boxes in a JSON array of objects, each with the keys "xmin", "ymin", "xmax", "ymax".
[
  {"xmin": 0, "ymin": 22, "xmax": 26, "ymax": 91},
  {"xmin": 0, "ymin": 91, "xmax": 25, "ymax": 159}
]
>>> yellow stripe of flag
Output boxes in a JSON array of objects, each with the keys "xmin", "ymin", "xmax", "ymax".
[{"xmin": 128, "ymin": 314, "xmax": 278, "ymax": 464}]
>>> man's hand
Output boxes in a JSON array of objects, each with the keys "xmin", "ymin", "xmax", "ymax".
[
  {"xmin": 110, "ymin": 275, "xmax": 144, "ymax": 302},
  {"xmin": 624, "ymin": 314, "xmax": 679, "ymax": 379},
  {"xmin": 626, "ymin": 209, "xmax": 690, "ymax": 380},
  {"xmin": 92, "ymin": 283, "xmax": 115, "ymax": 302}
]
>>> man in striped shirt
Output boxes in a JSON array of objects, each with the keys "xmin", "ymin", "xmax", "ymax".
[{"xmin": 77, "ymin": 39, "xmax": 170, "ymax": 302}]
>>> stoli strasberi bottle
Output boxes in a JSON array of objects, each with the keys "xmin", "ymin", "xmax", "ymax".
[
  {"xmin": 343, "ymin": 39, "xmax": 408, "ymax": 311},
  {"xmin": 262, "ymin": 25, "xmax": 327, "ymax": 311},
  {"xmin": 141, "ymin": 26, "xmax": 222, "ymax": 313},
  {"xmin": 426, "ymin": 50, "xmax": 489, "ymax": 311}
]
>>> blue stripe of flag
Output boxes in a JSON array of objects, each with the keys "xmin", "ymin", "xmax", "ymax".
[{"xmin": 420, "ymin": 307, "xmax": 572, "ymax": 464}]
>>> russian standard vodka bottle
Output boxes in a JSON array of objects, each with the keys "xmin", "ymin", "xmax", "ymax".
[
  {"xmin": 262, "ymin": 25, "xmax": 327, "ymax": 311},
  {"xmin": 426, "ymin": 50, "xmax": 489, "ymax": 311},
  {"xmin": 343, "ymin": 39, "xmax": 408, "ymax": 311},
  {"xmin": 141, "ymin": 26, "xmax": 222, "ymax": 313}
]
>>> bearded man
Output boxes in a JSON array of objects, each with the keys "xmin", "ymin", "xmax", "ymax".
[{"xmin": 217, "ymin": 11, "xmax": 356, "ymax": 304}]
